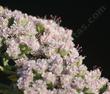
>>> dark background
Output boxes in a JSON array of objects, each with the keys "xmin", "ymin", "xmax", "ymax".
[{"xmin": 0, "ymin": 0, "xmax": 110, "ymax": 79}]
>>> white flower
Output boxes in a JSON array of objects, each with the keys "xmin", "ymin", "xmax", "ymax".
[
  {"xmin": 0, "ymin": 6, "xmax": 110, "ymax": 94},
  {"xmin": 6, "ymin": 38, "xmax": 20, "ymax": 59},
  {"xmin": 60, "ymin": 74, "xmax": 72, "ymax": 88},
  {"xmin": 43, "ymin": 72, "xmax": 56, "ymax": 84}
]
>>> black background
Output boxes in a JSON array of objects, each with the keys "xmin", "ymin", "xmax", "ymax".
[{"xmin": 0, "ymin": 0, "xmax": 110, "ymax": 79}]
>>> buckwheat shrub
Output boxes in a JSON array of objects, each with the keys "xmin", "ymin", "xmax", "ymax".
[{"xmin": 0, "ymin": 5, "xmax": 110, "ymax": 94}]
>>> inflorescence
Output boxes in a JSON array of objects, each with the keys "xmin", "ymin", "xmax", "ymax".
[{"xmin": 0, "ymin": 6, "xmax": 110, "ymax": 94}]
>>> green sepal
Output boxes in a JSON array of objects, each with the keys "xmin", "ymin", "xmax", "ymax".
[
  {"xmin": 83, "ymin": 87, "xmax": 94, "ymax": 94},
  {"xmin": 32, "ymin": 70, "xmax": 43, "ymax": 80},
  {"xmin": 36, "ymin": 23, "xmax": 45, "ymax": 33},
  {"xmin": 8, "ymin": 17, "xmax": 14, "ymax": 28},
  {"xmin": 47, "ymin": 82, "xmax": 54, "ymax": 90},
  {"xmin": 19, "ymin": 17, "xmax": 28, "ymax": 26},
  {"xmin": 55, "ymin": 48, "xmax": 69, "ymax": 58},
  {"xmin": 19, "ymin": 43, "xmax": 31, "ymax": 55}
]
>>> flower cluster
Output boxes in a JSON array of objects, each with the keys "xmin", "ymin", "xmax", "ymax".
[{"xmin": 0, "ymin": 5, "xmax": 110, "ymax": 94}]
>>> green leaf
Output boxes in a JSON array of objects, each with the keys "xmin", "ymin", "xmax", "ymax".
[
  {"xmin": 8, "ymin": 74, "xmax": 18, "ymax": 82},
  {"xmin": 0, "ymin": 83, "xmax": 23, "ymax": 94},
  {"xmin": 1, "ymin": 53, "xmax": 9, "ymax": 67},
  {"xmin": 3, "ymin": 68, "xmax": 14, "ymax": 74},
  {"xmin": 8, "ymin": 17, "xmax": 14, "ymax": 28},
  {"xmin": 0, "ymin": 83, "xmax": 13, "ymax": 94},
  {"xmin": 99, "ymin": 83, "xmax": 108, "ymax": 94},
  {"xmin": 3, "ymin": 57, "xmax": 9, "ymax": 66},
  {"xmin": 36, "ymin": 23, "xmax": 45, "ymax": 33},
  {"xmin": 0, "ymin": 65, "xmax": 4, "ymax": 71}
]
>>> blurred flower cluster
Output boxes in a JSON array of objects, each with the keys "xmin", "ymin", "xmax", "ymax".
[{"xmin": 0, "ymin": 5, "xmax": 110, "ymax": 94}]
